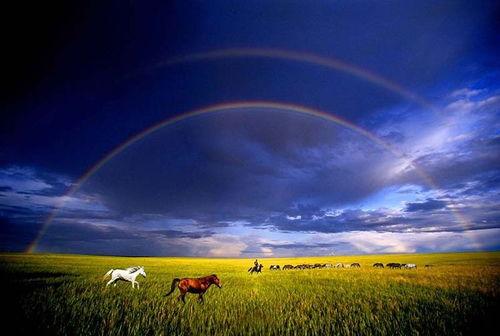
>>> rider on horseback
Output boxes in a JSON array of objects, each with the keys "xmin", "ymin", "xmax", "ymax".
[{"xmin": 248, "ymin": 259, "xmax": 262, "ymax": 274}]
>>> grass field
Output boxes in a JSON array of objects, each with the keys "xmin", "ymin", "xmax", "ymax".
[{"xmin": 1, "ymin": 252, "xmax": 499, "ymax": 335}]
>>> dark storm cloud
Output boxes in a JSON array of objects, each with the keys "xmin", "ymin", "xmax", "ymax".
[
  {"xmin": 261, "ymin": 242, "xmax": 337, "ymax": 249},
  {"xmin": 267, "ymin": 209, "xmax": 395, "ymax": 233},
  {"xmin": 82, "ymin": 110, "xmax": 392, "ymax": 222},
  {"xmin": 35, "ymin": 218, "xmax": 225, "ymax": 256},
  {"xmin": 43, "ymin": 221, "xmax": 215, "ymax": 243},
  {"xmin": 405, "ymin": 199, "xmax": 447, "ymax": 212},
  {"xmin": 43, "ymin": 222, "xmax": 142, "ymax": 242},
  {"xmin": 54, "ymin": 209, "xmax": 119, "ymax": 222},
  {"xmin": 409, "ymin": 143, "xmax": 500, "ymax": 191},
  {"xmin": 0, "ymin": 216, "xmax": 42, "ymax": 251},
  {"xmin": 151, "ymin": 230, "xmax": 215, "ymax": 239},
  {"xmin": 264, "ymin": 197, "xmax": 500, "ymax": 234},
  {"xmin": 0, "ymin": 204, "xmax": 47, "ymax": 220},
  {"xmin": 459, "ymin": 172, "xmax": 500, "ymax": 196},
  {"xmin": 54, "ymin": 89, "xmax": 500, "ymax": 241}
]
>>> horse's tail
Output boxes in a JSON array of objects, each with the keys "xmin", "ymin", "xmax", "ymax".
[
  {"xmin": 165, "ymin": 278, "xmax": 180, "ymax": 296},
  {"xmin": 103, "ymin": 269, "xmax": 114, "ymax": 281}
]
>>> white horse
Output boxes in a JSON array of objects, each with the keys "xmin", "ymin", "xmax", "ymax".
[
  {"xmin": 404, "ymin": 264, "xmax": 417, "ymax": 269},
  {"xmin": 103, "ymin": 266, "xmax": 146, "ymax": 288}
]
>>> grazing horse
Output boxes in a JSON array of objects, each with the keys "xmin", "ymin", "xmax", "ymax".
[
  {"xmin": 103, "ymin": 266, "xmax": 146, "ymax": 288},
  {"xmin": 373, "ymin": 263, "xmax": 384, "ymax": 268},
  {"xmin": 165, "ymin": 274, "xmax": 221, "ymax": 304},
  {"xmin": 283, "ymin": 264, "xmax": 294, "ymax": 270},
  {"xmin": 404, "ymin": 263, "xmax": 417, "ymax": 269},
  {"xmin": 269, "ymin": 265, "xmax": 280, "ymax": 270},
  {"xmin": 425, "ymin": 264, "xmax": 434, "ymax": 269},
  {"xmin": 351, "ymin": 263, "xmax": 361, "ymax": 268},
  {"xmin": 248, "ymin": 264, "xmax": 263, "ymax": 274},
  {"xmin": 335, "ymin": 263, "xmax": 344, "ymax": 268},
  {"xmin": 386, "ymin": 263, "xmax": 402, "ymax": 269},
  {"xmin": 294, "ymin": 264, "xmax": 312, "ymax": 269}
]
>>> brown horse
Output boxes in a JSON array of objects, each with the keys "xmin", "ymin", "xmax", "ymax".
[{"xmin": 164, "ymin": 274, "xmax": 222, "ymax": 303}]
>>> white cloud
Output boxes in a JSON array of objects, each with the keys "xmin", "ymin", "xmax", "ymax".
[
  {"xmin": 450, "ymin": 88, "xmax": 485, "ymax": 98},
  {"xmin": 310, "ymin": 229, "xmax": 499, "ymax": 255},
  {"xmin": 0, "ymin": 166, "xmax": 53, "ymax": 192},
  {"xmin": 445, "ymin": 93, "xmax": 499, "ymax": 115},
  {"xmin": 186, "ymin": 234, "xmax": 248, "ymax": 257},
  {"xmin": 0, "ymin": 166, "xmax": 108, "ymax": 214}
]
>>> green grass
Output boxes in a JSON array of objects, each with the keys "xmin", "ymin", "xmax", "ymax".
[{"xmin": 1, "ymin": 252, "xmax": 499, "ymax": 335}]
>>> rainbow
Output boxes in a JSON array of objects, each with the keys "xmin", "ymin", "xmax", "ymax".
[
  {"xmin": 134, "ymin": 48, "xmax": 439, "ymax": 115},
  {"xmin": 27, "ymin": 102, "xmax": 478, "ymax": 253}
]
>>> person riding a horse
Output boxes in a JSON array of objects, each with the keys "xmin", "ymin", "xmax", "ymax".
[{"xmin": 248, "ymin": 259, "xmax": 263, "ymax": 274}]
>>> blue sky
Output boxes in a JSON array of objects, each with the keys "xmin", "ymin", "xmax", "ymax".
[{"xmin": 1, "ymin": 1, "xmax": 499, "ymax": 256}]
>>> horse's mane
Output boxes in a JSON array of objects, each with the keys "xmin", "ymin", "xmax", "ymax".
[
  {"xmin": 126, "ymin": 266, "xmax": 141, "ymax": 273},
  {"xmin": 197, "ymin": 274, "xmax": 218, "ymax": 281}
]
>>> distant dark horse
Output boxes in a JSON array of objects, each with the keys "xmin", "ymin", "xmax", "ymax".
[
  {"xmin": 164, "ymin": 274, "xmax": 221, "ymax": 303},
  {"xmin": 386, "ymin": 263, "xmax": 402, "ymax": 269},
  {"xmin": 248, "ymin": 264, "xmax": 263, "ymax": 274}
]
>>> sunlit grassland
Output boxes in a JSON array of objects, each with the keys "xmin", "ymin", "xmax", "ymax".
[{"xmin": 1, "ymin": 252, "xmax": 499, "ymax": 335}]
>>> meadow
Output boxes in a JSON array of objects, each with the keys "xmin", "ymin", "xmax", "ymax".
[{"xmin": 1, "ymin": 252, "xmax": 499, "ymax": 335}]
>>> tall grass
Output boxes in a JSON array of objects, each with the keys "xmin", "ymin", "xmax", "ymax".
[{"xmin": 1, "ymin": 252, "xmax": 499, "ymax": 335}]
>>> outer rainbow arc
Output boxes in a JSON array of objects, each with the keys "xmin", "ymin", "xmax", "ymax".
[
  {"xmin": 27, "ymin": 101, "xmax": 478, "ymax": 253},
  {"xmin": 138, "ymin": 48, "xmax": 439, "ymax": 115}
]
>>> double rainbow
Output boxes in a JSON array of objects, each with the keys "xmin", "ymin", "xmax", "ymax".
[{"xmin": 27, "ymin": 49, "xmax": 477, "ymax": 253}]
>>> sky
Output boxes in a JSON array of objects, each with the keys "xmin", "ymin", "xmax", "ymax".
[{"xmin": 1, "ymin": 0, "xmax": 499, "ymax": 257}]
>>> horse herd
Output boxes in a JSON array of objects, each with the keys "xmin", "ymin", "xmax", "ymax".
[{"xmin": 262, "ymin": 262, "xmax": 432, "ymax": 271}]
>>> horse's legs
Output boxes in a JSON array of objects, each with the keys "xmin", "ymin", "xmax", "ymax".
[
  {"xmin": 178, "ymin": 294, "xmax": 186, "ymax": 303},
  {"xmin": 198, "ymin": 293, "xmax": 204, "ymax": 304},
  {"xmin": 106, "ymin": 278, "xmax": 116, "ymax": 287},
  {"xmin": 135, "ymin": 281, "xmax": 140, "ymax": 289}
]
